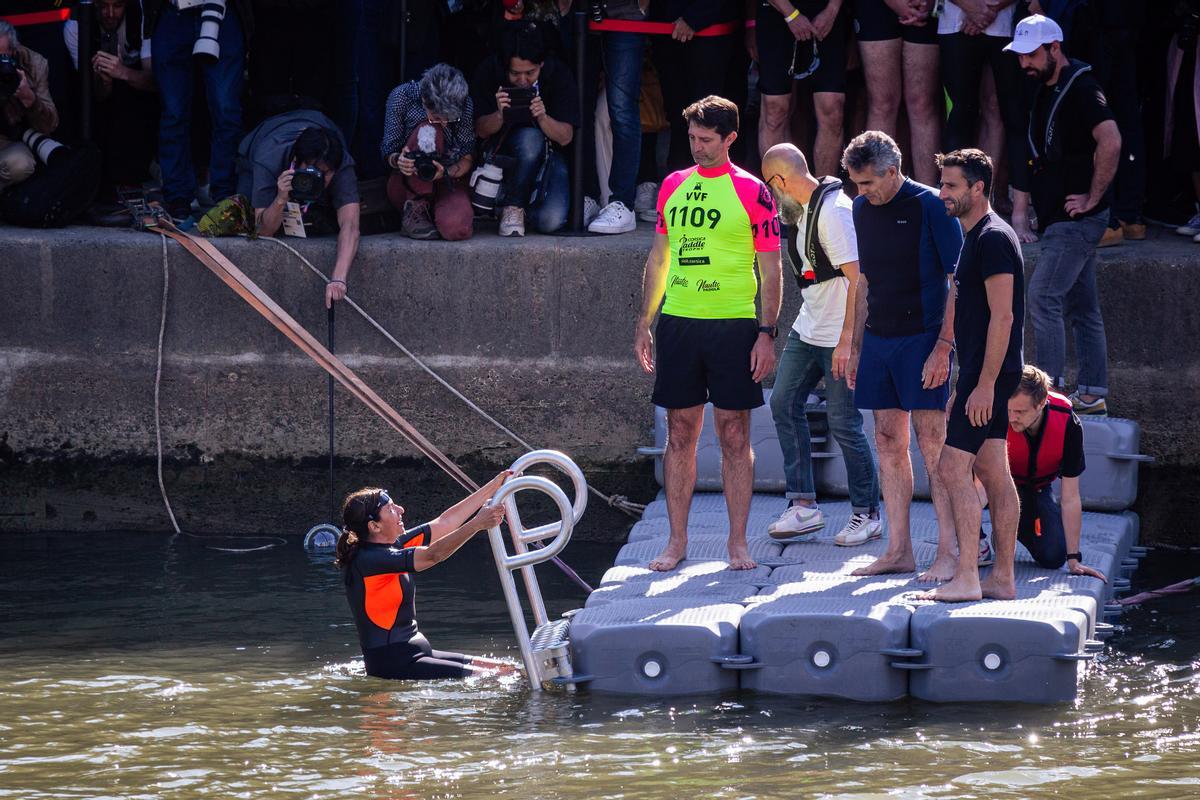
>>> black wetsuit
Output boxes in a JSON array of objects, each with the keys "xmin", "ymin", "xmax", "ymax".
[{"xmin": 343, "ymin": 524, "xmax": 474, "ymax": 680}]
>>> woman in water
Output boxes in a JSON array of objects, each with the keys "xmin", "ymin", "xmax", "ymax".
[{"xmin": 336, "ymin": 472, "xmax": 519, "ymax": 680}]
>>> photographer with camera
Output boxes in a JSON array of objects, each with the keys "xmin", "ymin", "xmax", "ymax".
[
  {"xmin": 237, "ymin": 110, "xmax": 360, "ymax": 308},
  {"xmin": 381, "ymin": 63, "xmax": 476, "ymax": 241},
  {"xmin": 0, "ymin": 21, "xmax": 59, "ymax": 194},
  {"xmin": 471, "ymin": 22, "xmax": 578, "ymax": 236}
]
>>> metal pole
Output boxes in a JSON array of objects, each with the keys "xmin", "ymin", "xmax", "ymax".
[
  {"xmin": 327, "ymin": 304, "xmax": 336, "ymax": 520},
  {"xmin": 571, "ymin": 10, "xmax": 586, "ymax": 232},
  {"xmin": 78, "ymin": 0, "xmax": 95, "ymax": 141}
]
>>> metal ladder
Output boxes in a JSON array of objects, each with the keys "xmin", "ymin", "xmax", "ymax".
[{"xmin": 485, "ymin": 450, "xmax": 587, "ymax": 690}]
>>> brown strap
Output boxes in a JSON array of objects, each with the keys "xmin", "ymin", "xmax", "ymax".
[{"xmin": 149, "ymin": 220, "xmax": 479, "ymax": 492}]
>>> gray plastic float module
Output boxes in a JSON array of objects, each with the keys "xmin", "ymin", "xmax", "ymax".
[
  {"xmin": 738, "ymin": 598, "xmax": 914, "ymax": 700},
  {"xmin": 651, "ymin": 399, "xmax": 790, "ymax": 491},
  {"xmin": 1074, "ymin": 417, "xmax": 1151, "ymax": 511},
  {"xmin": 614, "ymin": 535, "xmax": 784, "ymax": 567},
  {"xmin": 906, "ymin": 600, "xmax": 1092, "ymax": 703},
  {"xmin": 599, "ymin": 561, "xmax": 772, "ymax": 587},
  {"xmin": 642, "ymin": 492, "xmax": 788, "ymax": 520},
  {"xmin": 755, "ymin": 572, "xmax": 919, "ymax": 606},
  {"xmin": 585, "ymin": 578, "xmax": 759, "ymax": 608},
  {"xmin": 568, "ymin": 600, "xmax": 746, "ymax": 695}
]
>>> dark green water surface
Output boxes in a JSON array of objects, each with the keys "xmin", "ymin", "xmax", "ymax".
[{"xmin": 1, "ymin": 532, "xmax": 1198, "ymax": 799}]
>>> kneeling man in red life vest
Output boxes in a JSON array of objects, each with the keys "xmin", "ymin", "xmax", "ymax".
[{"xmin": 1007, "ymin": 365, "xmax": 1107, "ymax": 582}]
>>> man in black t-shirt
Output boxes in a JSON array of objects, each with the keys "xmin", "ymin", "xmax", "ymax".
[
  {"xmin": 1005, "ymin": 15, "xmax": 1121, "ymax": 417},
  {"xmin": 922, "ymin": 149, "xmax": 1024, "ymax": 604},
  {"xmin": 472, "ymin": 22, "xmax": 578, "ymax": 237}
]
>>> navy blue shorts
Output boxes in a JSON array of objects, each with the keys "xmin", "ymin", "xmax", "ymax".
[{"xmin": 854, "ymin": 329, "xmax": 950, "ymax": 411}]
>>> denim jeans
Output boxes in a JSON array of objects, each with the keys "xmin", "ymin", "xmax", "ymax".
[
  {"xmin": 770, "ymin": 332, "xmax": 879, "ymax": 513},
  {"xmin": 498, "ymin": 126, "xmax": 570, "ymax": 233},
  {"xmin": 584, "ymin": 32, "xmax": 644, "ymax": 207},
  {"xmin": 1027, "ymin": 210, "xmax": 1109, "ymax": 397},
  {"xmin": 152, "ymin": 4, "xmax": 244, "ymax": 209},
  {"xmin": 332, "ymin": 0, "xmax": 394, "ymax": 180}
]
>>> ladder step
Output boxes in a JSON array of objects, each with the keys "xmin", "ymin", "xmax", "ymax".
[{"xmin": 531, "ymin": 618, "xmax": 572, "ymax": 654}]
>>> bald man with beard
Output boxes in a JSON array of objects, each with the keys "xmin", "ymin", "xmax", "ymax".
[{"xmin": 760, "ymin": 143, "xmax": 881, "ymax": 545}]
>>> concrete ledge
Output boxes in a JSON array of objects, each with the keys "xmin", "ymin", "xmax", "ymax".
[{"xmin": 0, "ymin": 223, "xmax": 1196, "ymax": 543}]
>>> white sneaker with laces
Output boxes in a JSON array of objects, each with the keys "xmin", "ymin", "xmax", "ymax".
[
  {"xmin": 767, "ymin": 504, "xmax": 824, "ymax": 540},
  {"xmin": 1177, "ymin": 212, "xmax": 1200, "ymax": 236},
  {"xmin": 634, "ymin": 181, "xmax": 658, "ymax": 222},
  {"xmin": 589, "ymin": 200, "xmax": 637, "ymax": 234},
  {"xmin": 499, "ymin": 206, "xmax": 525, "ymax": 237},
  {"xmin": 977, "ymin": 535, "xmax": 994, "ymax": 567},
  {"xmin": 835, "ymin": 513, "xmax": 883, "ymax": 546},
  {"xmin": 584, "ymin": 196, "xmax": 600, "ymax": 228}
]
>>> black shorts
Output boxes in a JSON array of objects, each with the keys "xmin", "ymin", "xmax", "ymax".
[
  {"xmin": 945, "ymin": 370, "xmax": 1023, "ymax": 455},
  {"xmin": 756, "ymin": 1, "xmax": 849, "ymax": 96},
  {"xmin": 652, "ymin": 314, "xmax": 765, "ymax": 410},
  {"xmin": 854, "ymin": 0, "xmax": 937, "ymax": 45}
]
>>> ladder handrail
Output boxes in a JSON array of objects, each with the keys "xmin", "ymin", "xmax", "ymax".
[
  {"xmin": 502, "ymin": 449, "xmax": 588, "ymax": 545},
  {"xmin": 486, "ymin": 475, "xmax": 577, "ymax": 570}
]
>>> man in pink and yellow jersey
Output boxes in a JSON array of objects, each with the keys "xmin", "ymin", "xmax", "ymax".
[{"xmin": 633, "ymin": 95, "xmax": 783, "ymax": 571}]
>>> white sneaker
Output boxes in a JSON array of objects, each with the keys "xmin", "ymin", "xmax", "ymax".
[
  {"xmin": 1193, "ymin": 231, "xmax": 1200, "ymax": 244},
  {"xmin": 499, "ymin": 206, "xmax": 525, "ymax": 237},
  {"xmin": 584, "ymin": 196, "xmax": 600, "ymax": 228},
  {"xmin": 835, "ymin": 513, "xmax": 883, "ymax": 546},
  {"xmin": 767, "ymin": 504, "xmax": 824, "ymax": 540},
  {"xmin": 977, "ymin": 535, "xmax": 994, "ymax": 567},
  {"xmin": 588, "ymin": 200, "xmax": 637, "ymax": 234},
  {"xmin": 634, "ymin": 181, "xmax": 658, "ymax": 222},
  {"xmin": 1177, "ymin": 212, "xmax": 1200, "ymax": 236}
]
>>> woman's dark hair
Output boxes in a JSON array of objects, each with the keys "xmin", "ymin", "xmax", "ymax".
[
  {"xmin": 682, "ymin": 95, "xmax": 739, "ymax": 139},
  {"xmin": 292, "ymin": 127, "xmax": 344, "ymax": 170},
  {"xmin": 334, "ymin": 487, "xmax": 387, "ymax": 568},
  {"xmin": 502, "ymin": 21, "xmax": 547, "ymax": 66}
]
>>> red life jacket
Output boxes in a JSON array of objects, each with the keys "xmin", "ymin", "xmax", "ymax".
[{"xmin": 1007, "ymin": 391, "xmax": 1071, "ymax": 489}]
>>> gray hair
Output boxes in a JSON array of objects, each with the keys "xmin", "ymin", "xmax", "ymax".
[
  {"xmin": 419, "ymin": 63, "xmax": 468, "ymax": 119},
  {"xmin": 841, "ymin": 130, "xmax": 902, "ymax": 176},
  {"xmin": 0, "ymin": 20, "xmax": 19, "ymax": 50}
]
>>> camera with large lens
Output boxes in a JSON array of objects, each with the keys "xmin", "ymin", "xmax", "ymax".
[
  {"xmin": 0, "ymin": 54, "xmax": 21, "ymax": 104},
  {"xmin": 290, "ymin": 165, "xmax": 325, "ymax": 204},
  {"xmin": 405, "ymin": 150, "xmax": 442, "ymax": 182}
]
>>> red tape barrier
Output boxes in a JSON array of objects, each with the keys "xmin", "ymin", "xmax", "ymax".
[{"xmin": 1, "ymin": 9, "xmax": 72, "ymax": 26}]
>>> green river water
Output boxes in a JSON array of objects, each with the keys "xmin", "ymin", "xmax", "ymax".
[{"xmin": 1, "ymin": 531, "xmax": 1197, "ymax": 799}]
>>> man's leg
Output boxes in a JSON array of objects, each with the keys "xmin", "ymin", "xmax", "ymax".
[
  {"xmin": 768, "ymin": 334, "xmax": 824, "ymax": 507},
  {"xmin": 497, "ymin": 127, "xmax": 546, "ymax": 210},
  {"xmin": 939, "ymin": 32, "xmax": 984, "ymax": 152},
  {"xmin": 151, "ymin": 5, "xmax": 198, "ymax": 214},
  {"xmin": 1017, "ymin": 487, "xmax": 1068, "ymax": 569},
  {"xmin": 812, "ymin": 92, "xmax": 846, "ymax": 178},
  {"xmin": 201, "ymin": 11, "xmax": 245, "ymax": 203},
  {"xmin": 913, "ymin": 408, "xmax": 958, "ymax": 581},
  {"xmin": 1064, "ymin": 238, "xmax": 1110, "ymax": 400},
  {"xmin": 822, "ymin": 347, "xmax": 879, "ymax": 516},
  {"xmin": 922, "ymin": 443, "xmax": 983, "ymax": 601},
  {"xmin": 601, "ymin": 31, "xmax": 645, "ymax": 209},
  {"xmin": 858, "ymin": 39, "xmax": 903, "ymax": 137},
  {"xmin": 528, "ymin": 150, "xmax": 571, "ymax": 234},
  {"xmin": 974, "ymin": 438, "xmax": 1020, "ymax": 597},
  {"xmin": 852, "ymin": 408, "xmax": 917, "ymax": 575},
  {"xmin": 758, "ymin": 93, "xmax": 794, "ymax": 163},
  {"xmin": 0, "ymin": 141, "xmax": 37, "ymax": 192},
  {"xmin": 901, "ymin": 41, "xmax": 941, "ymax": 186},
  {"xmin": 651, "ymin": 405, "xmax": 705, "ymax": 571},
  {"xmin": 1027, "ymin": 222, "xmax": 1081, "ymax": 390},
  {"xmin": 714, "ymin": 407, "xmax": 756, "ymax": 569}
]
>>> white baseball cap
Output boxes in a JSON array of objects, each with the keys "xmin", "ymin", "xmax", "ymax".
[{"xmin": 1003, "ymin": 14, "xmax": 1064, "ymax": 54}]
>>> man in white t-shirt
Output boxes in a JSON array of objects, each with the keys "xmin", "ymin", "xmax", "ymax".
[{"xmin": 761, "ymin": 143, "xmax": 880, "ymax": 544}]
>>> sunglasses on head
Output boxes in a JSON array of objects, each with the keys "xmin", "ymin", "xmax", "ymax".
[
  {"xmin": 789, "ymin": 40, "xmax": 821, "ymax": 81},
  {"xmin": 367, "ymin": 490, "xmax": 392, "ymax": 522}
]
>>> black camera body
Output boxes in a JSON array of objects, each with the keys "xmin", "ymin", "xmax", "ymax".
[
  {"xmin": 0, "ymin": 54, "xmax": 21, "ymax": 104},
  {"xmin": 290, "ymin": 165, "xmax": 326, "ymax": 204},
  {"xmin": 405, "ymin": 150, "xmax": 442, "ymax": 182},
  {"xmin": 502, "ymin": 85, "xmax": 538, "ymax": 126}
]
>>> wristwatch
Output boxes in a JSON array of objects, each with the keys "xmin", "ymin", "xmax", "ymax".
[
  {"xmin": 1066, "ymin": 551, "xmax": 1083, "ymax": 562},
  {"xmin": 758, "ymin": 325, "xmax": 778, "ymax": 339}
]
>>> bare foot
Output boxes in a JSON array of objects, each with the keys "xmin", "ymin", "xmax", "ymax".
[
  {"xmin": 649, "ymin": 541, "xmax": 686, "ymax": 572},
  {"xmin": 918, "ymin": 551, "xmax": 958, "ymax": 583},
  {"xmin": 727, "ymin": 541, "xmax": 757, "ymax": 570},
  {"xmin": 980, "ymin": 574, "xmax": 1017, "ymax": 600},
  {"xmin": 850, "ymin": 549, "xmax": 916, "ymax": 576},
  {"xmin": 915, "ymin": 574, "xmax": 982, "ymax": 603}
]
